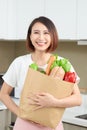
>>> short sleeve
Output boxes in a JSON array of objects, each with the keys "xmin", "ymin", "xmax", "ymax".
[{"xmin": 2, "ymin": 59, "xmax": 18, "ymax": 88}]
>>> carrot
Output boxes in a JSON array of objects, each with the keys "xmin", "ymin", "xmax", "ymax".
[{"xmin": 46, "ymin": 55, "xmax": 56, "ymax": 75}]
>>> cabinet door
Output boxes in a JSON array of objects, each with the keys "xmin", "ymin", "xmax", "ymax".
[
  {"xmin": 0, "ymin": 0, "xmax": 8, "ymax": 39},
  {"xmin": 6, "ymin": 0, "xmax": 17, "ymax": 40},
  {"xmin": 44, "ymin": 0, "xmax": 77, "ymax": 40},
  {"xmin": 77, "ymin": 0, "xmax": 87, "ymax": 39},
  {"xmin": 0, "ymin": 110, "xmax": 3, "ymax": 130},
  {"xmin": 0, "ymin": 0, "xmax": 17, "ymax": 40},
  {"xmin": 0, "ymin": 0, "xmax": 45, "ymax": 40},
  {"xmin": 14, "ymin": 0, "xmax": 44, "ymax": 40}
]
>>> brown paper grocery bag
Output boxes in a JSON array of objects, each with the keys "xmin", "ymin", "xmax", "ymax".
[{"xmin": 19, "ymin": 68, "xmax": 74, "ymax": 128}]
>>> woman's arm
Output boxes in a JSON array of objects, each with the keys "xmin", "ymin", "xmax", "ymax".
[
  {"xmin": 28, "ymin": 83, "xmax": 82, "ymax": 110},
  {"xmin": 53, "ymin": 83, "xmax": 82, "ymax": 108},
  {"xmin": 0, "ymin": 82, "xmax": 19, "ymax": 116}
]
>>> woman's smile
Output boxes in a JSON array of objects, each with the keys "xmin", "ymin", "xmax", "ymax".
[{"xmin": 36, "ymin": 41, "xmax": 47, "ymax": 46}]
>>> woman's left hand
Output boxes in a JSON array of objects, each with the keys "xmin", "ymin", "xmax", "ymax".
[{"xmin": 28, "ymin": 92, "xmax": 57, "ymax": 110}]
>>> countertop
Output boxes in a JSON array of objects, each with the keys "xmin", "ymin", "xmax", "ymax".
[
  {"xmin": 0, "ymin": 94, "xmax": 87, "ymax": 127},
  {"xmin": 62, "ymin": 94, "xmax": 87, "ymax": 127},
  {"xmin": 62, "ymin": 108, "xmax": 87, "ymax": 127}
]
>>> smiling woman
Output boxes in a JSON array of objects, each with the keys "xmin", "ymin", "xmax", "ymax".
[
  {"xmin": 26, "ymin": 16, "xmax": 58, "ymax": 54},
  {"xmin": 0, "ymin": 16, "xmax": 82, "ymax": 130}
]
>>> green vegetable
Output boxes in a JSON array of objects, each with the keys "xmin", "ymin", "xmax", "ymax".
[
  {"xmin": 59, "ymin": 58, "xmax": 68, "ymax": 66},
  {"xmin": 59, "ymin": 58, "xmax": 71, "ymax": 72},
  {"xmin": 50, "ymin": 57, "xmax": 71, "ymax": 72},
  {"xmin": 62, "ymin": 62, "xmax": 71, "ymax": 72},
  {"xmin": 50, "ymin": 60, "xmax": 58, "ymax": 70},
  {"xmin": 29, "ymin": 63, "xmax": 38, "ymax": 70},
  {"xmin": 29, "ymin": 55, "xmax": 71, "ymax": 74},
  {"xmin": 40, "ymin": 70, "xmax": 46, "ymax": 74},
  {"xmin": 29, "ymin": 63, "xmax": 46, "ymax": 74}
]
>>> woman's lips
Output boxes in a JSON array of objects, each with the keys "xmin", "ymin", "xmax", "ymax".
[{"xmin": 36, "ymin": 42, "xmax": 46, "ymax": 46}]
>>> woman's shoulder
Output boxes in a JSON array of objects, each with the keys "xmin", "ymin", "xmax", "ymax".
[
  {"xmin": 15, "ymin": 54, "xmax": 31, "ymax": 60},
  {"xmin": 13, "ymin": 54, "xmax": 31, "ymax": 63},
  {"xmin": 9, "ymin": 54, "xmax": 31, "ymax": 68}
]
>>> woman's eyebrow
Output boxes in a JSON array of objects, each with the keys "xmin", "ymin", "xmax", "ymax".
[{"xmin": 33, "ymin": 29, "xmax": 39, "ymax": 31}]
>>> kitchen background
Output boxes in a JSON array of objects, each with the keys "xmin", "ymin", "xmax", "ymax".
[
  {"xmin": 0, "ymin": 0, "xmax": 87, "ymax": 90},
  {"xmin": 0, "ymin": 0, "xmax": 87, "ymax": 130},
  {"xmin": 0, "ymin": 40, "xmax": 87, "ymax": 88}
]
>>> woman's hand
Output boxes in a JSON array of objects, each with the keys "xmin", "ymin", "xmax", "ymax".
[{"xmin": 28, "ymin": 92, "xmax": 57, "ymax": 110}]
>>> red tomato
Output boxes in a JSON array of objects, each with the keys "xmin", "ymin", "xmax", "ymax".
[{"xmin": 64, "ymin": 72, "xmax": 76, "ymax": 83}]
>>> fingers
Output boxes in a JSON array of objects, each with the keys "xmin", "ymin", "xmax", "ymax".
[
  {"xmin": 28, "ymin": 94, "xmax": 39, "ymax": 103},
  {"xmin": 27, "ymin": 95, "xmax": 44, "ymax": 111},
  {"xmin": 28, "ymin": 93, "xmax": 47, "ymax": 108},
  {"xmin": 28, "ymin": 93, "xmax": 43, "ymax": 105},
  {"xmin": 33, "ymin": 105, "xmax": 43, "ymax": 111}
]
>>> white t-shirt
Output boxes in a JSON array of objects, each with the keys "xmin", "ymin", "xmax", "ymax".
[{"xmin": 2, "ymin": 54, "xmax": 80, "ymax": 98}]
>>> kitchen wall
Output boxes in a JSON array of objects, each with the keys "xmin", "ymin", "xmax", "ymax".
[
  {"xmin": 0, "ymin": 41, "xmax": 15, "ymax": 73},
  {"xmin": 0, "ymin": 40, "xmax": 87, "ymax": 88},
  {"xmin": 56, "ymin": 41, "xmax": 87, "ymax": 88}
]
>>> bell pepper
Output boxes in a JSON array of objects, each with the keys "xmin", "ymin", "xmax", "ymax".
[{"xmin": 63, "ymin": 72, "xmax": 77, "ymax": 83}]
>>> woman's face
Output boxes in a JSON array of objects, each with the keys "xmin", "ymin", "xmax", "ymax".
[{"xmin": 30, "ymin": 22, "xmax": 51, "ymax": 52}]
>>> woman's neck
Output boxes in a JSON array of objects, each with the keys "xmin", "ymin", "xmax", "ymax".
[{"xmin": 31, "ymin": 52, "xmax": 51, "ymax": 66}]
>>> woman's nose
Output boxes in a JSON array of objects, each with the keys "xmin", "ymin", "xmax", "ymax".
[{"xmin": 39, "ymin": 33, "xmax": 44, "ymax": 39}]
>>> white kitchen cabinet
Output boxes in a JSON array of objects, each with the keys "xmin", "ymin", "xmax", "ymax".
[
  {"xmin": 0, "ymin": 0, "xmax": 8, "ymax": 39},
  {"xmin": 77, "ymin": 0, "xmax": 87, "ymax": 40},
  {"xmin": 8, "ymin": 113, "xmax": 16, "ymax": 130},
  {"xmin": 0, "ymin": 110, "xmax": 5, "ymax": 130},
  {"xmin": 44, "ymin": 0, "xmax": 77, "ymax": 40},
  {"xmin": 6, "ymin": 0, "xmax": 17, "ymax": 40},
  {"xmin": 0, "ymin": 0, "xmax": 44, "ymax": 40},
  {"xmin": 0, "ymin": 109, "xmax": 11, "ymax": 130},
  {"xmin": 0, "ymin": 0, "xmax": 16, "ymax": 40},
  {"xmin": 1, "ymin": 0, "xmax": 87, "ymax": 40},
  {"xmin": 63, "ymin": 122, "xmax": 87, "ymax": 130},
  {"xmin": 13, "ymin": 0, "xmax": 45, "ymax": 40}
]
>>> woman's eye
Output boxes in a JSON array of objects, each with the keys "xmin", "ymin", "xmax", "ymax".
[
  {"xmin": 44, "ymin": 32, "xmax": 49, "ymax": 34},
  {"xmin": 34, "ymin": 31, "xmax": 39, "ymax": 34}
]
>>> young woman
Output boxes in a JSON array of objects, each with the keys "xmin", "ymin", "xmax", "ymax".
[{"xmin": 0, "ymin": 16, "xmax": 82, "ymax": 130}]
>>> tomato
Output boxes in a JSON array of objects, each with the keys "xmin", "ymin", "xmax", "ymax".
[{"xmin": 64, "ymin": 72, "xmax": 76, "ymax": 83}]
